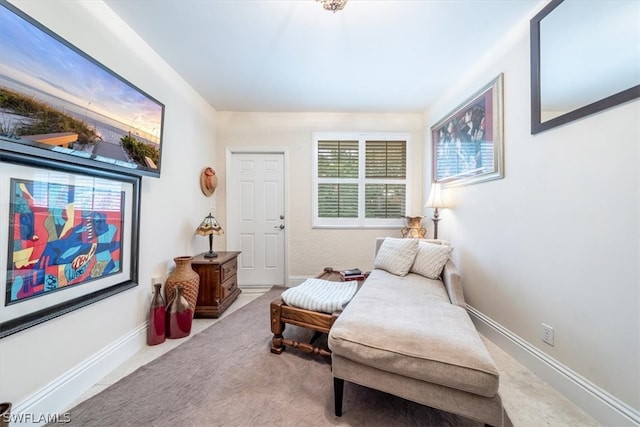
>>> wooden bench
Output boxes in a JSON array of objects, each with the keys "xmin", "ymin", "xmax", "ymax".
[{"xmin": 269, "ymin": 267, "xmax": 365, "ymax": 357}]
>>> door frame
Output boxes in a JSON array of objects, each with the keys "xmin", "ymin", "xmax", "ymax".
[{"xmin": 225, "ymin": 147, "xmax": 290, "ymax": 288}]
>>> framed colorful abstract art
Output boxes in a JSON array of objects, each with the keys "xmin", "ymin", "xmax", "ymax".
[{"xmin": 0, "ymin": 151, "xmax": 140, "ymax": 338}]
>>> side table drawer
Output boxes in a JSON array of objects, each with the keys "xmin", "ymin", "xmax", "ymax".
[
  {"xmin": 221, "ymin": 276, "xmax": 238, "ymax": 300},
  {"xmin": 221, "ymin": 257, "xmax": 237, "ymax": 283}
]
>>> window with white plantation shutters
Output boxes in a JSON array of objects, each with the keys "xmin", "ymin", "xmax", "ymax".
[
  {"xmin": 365, "ymin": 140, "xmax": 406, "ymax": 219},
  {"xmin": 313, "ymin": 133, "xmax": 409, "ymax": 228},
  {"xmin": 317, "ymin": 140, "xmax": 359, "ymax": 218}
]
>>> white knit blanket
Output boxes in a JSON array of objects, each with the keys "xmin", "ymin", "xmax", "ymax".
[{"xmin": 281, "ymin": 278, "xmax": 358, "ymax": 314}]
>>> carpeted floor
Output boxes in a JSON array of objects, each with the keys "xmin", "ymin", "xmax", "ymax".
[{"xmin": 51, "ymin": 287, "xmax": 598, "ymax": 427}]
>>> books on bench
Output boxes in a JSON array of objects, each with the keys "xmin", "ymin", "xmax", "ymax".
[{"xmin": 341, "ymin": 268, "xmax": 365, "ymax": 281}]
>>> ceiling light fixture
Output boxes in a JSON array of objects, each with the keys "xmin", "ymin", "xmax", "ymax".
[{"xmin": 317, "ymin": 0, "xmax": 348, "ymax": 13}]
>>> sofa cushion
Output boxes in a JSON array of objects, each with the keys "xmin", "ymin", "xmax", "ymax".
[
  {"xmin": 373, "ymin": 238, "xmax": 419, "ymax": 276},
  {"xmin": 328, "ymin": 269, "xmax": 499, "ymax": 398},
  {"xmin": 410, "ymin": 241, "xmax": 453, "ymax": 279},
  {"xmin": 364, "ymin": 269, "xmax": 451, "ymax": 304}
]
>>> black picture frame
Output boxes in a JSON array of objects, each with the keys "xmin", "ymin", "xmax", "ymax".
[
  {"xmin": 0, "ymin": 0, "xmax": 165, "ymax": 177},
  {"xmin": 0, "ymin": 150, "xmax": 141, "ymax": 338}
]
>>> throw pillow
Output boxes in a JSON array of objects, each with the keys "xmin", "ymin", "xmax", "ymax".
[
  {"xmin": 410, "ymin": 241, "xmax": 453, "ymax": 279},
  {"xmin": 374, "ymin": 238, "xmax": 419, "ymax": 276}
]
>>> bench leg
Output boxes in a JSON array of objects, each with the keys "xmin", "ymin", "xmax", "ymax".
[
  {"xmin": 270, "ymin": 300, "xmax": 285, "ymax": 354},
  {"xmin": 334, "ymin": 377, "xmax": 344, "ymax": 416}
]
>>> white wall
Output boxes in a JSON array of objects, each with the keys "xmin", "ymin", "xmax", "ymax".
[
  {"xmin": 216, "ymin": 112, "xmax": 424, "ymax": 276},
  {"xmin": 0, "ymin": 0, "xmax": 218, "ymax": 415},
  {"xmin": 425, "ymin": 16, "xmax": 639, "ymax": 422}
]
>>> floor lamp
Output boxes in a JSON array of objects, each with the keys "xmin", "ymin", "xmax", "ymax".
[{"xmin": 425, "ymin": 183, "xmax": 445, "ymax": 239}]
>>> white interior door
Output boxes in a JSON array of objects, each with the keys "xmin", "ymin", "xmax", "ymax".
[{"xmin": 228, "ymin": 152, "xmax": 286, "ymax": 287}]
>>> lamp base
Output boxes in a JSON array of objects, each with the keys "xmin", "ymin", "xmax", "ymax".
[
  {"xmin": 203, "ymin": 251, "xmax": 218, "ymax": 258},
  {"xmin": 431, "ymin": 218, "xmax": 441, "ymax": 240}
]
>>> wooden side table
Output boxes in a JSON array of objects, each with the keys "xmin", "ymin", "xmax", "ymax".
[{"xmin": 191, "ymin": 252, "xmax": 241, "ymax": 318}]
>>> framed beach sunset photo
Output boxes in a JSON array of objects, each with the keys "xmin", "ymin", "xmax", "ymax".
[{"xmin": 0, "ymin": 1, "xmax": 165, "ymax": 178}]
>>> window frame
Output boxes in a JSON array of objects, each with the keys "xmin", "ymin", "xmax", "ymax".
[{"xmin": 312, "ymin": 132, "xmax": 411, "ymax": 229}]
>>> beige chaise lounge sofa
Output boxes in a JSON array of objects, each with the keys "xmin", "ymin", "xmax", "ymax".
[{"xmin": 328, "ymin": 237, "xmax": 504, "ymax": 426}]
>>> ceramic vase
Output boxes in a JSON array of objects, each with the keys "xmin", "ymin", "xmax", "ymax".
[
  {"xmin": 166, "ymin": 286, "xmax": 193, "ymax": 339},
  {"xmin": 164, "ymin": 256, "xmax": 199, "ymax": 315},
  {"xmin": 401, "ymin": 216, "xmax": 426, "ymax": 239},
  {"xmin": 147, "ymin": 283, "xmax": 166, "ymax": 346}
]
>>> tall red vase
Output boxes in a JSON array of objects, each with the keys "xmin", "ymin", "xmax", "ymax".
[
  {"xmin": 147, "ymin": 283, "xmax": 166, "ymax": 346},
  {"xmin": 166, "ymin": 286, "xmax": 193, "ymax": 339}
]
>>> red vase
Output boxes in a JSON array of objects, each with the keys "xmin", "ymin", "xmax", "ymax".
[
  {"xmin": 166, "ymin": 286, "xmax": 193, "ymax": 339},
  {"xmin": 147, "ymin": 283, "xmax": 166, "ymax": 346}
]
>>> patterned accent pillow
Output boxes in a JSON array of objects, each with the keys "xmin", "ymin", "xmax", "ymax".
[
  {"xmin": 374, "ymin": 238, "xmax": 420, "ymax": 276},
  {"xmin": 410, "ymin": 241, "xmax": 453, "ymax": 279}
]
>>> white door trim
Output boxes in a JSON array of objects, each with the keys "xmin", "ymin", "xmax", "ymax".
[{"xmin": 226, "ymin": 147, "xmax": 289, "ymax": 288}]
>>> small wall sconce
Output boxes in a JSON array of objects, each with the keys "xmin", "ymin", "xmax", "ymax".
[
  {"xmin": 195, "ymin": 213, "xmax": 224, "ymax": 258},
  {"xmin": 425, "ymin": 183, "xmax": 446, "ymax": 239}
]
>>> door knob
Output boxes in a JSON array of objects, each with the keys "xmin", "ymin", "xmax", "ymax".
[{"xmin": 274, "ymin": 224, "xmax": 285, "ymax": 230}]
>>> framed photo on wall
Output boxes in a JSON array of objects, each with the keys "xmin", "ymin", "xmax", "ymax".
[
  {"xmin": 431, "ymin": 73, "xmax": 504, "ymax": 187},
  {"xmin": 0, "ymin": 0, "xmax": 165, "ymax": 178},
  {"xmin": 0, "ymin": 151, "xmax": 140, "ymax": 338}
]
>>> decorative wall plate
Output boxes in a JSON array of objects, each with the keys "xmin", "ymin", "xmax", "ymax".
[{"xmin": 200, "ymin": 167, "xmax": 217, "ymax": 196}]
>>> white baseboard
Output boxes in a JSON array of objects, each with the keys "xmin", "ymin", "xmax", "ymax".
[
  {"xmin": 10, "ymin": 324, "xmax": 146, "ymax": 427},
  {"xmin": 239, "ymin": 284, "xmax": 277, "ymax": 294},
  {"xmin": 240, "ymin": 276, "xmax": 321, "ymax": 290},
  {"xmin": 467, "ymin": 305, "xmax": 640, "ymax": 427}
]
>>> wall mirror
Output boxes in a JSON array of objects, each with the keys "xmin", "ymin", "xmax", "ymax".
[{"xmin": 530, "ymin": 0, "xmax": 640, "ymax": 134}]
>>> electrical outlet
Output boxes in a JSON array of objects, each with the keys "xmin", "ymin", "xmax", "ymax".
[{"xmin": 541, "ymin": 323, "xmax": 554, "ymax": 346}]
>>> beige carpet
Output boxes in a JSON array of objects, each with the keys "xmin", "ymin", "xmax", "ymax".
[{"xmin": 48, "ymin": 287, "xmax": 593, "ymax": 427}]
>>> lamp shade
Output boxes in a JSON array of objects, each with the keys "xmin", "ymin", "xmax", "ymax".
[
  {"xmin": 195, "ymin": 213, "xmax": 224, "ymax": 236},
  {"xmin": 425, "ymin": 183, "xmax": 445, "ymax": 209}
]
